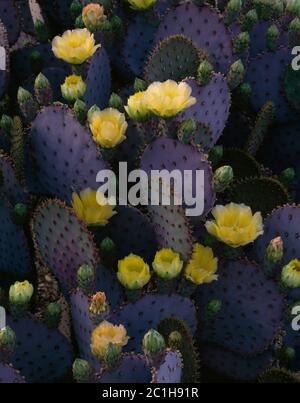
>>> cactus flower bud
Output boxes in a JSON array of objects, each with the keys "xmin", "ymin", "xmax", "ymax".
[
  {"xmin": 70, "ymin": 0, "xmax": 83, "ymax": 19},
  {"xmin": 111, "ymin": 15, "xmax": 124, "ymax": 38},
  {"xmin": 265, "ymin": 237, "xmax": 284, "ymax": 264},
  {"xmin": 82, "ymin": 3, "xmax": 107, "ymax": 32},
  {"xmin": 289, "ymin": 17, "xmax": 300, "ymax": 47},
  {"xmin": 143, "ymin": 329, "xmax": 166, "ymax": 363},
  {"xmin": 237, "ymin": 82, "xmax": 252, "ymax": 101},
  {"xmin": 280, "ymin": 167, "xmax": 295, "ymax": 188},
  {"xmin": 233, "ymin": 32, "xmax": 250, "ymax": 54},
  {"xmin": 109, "ymin": 93, "xmax": 124, "ymax": 111},
  {"xmin": 0, "ymin": 114, "xmax": 13, "ymax": 136},
  {"xmin": 34, "ymin": 20, "xmax": 50, "ymax": 43},
  {"xmin": 286, "ymin": 0, "xmax": 300, "ymax": 15},
  {"xmin": 227, "ymin": 60, "xmax": 245, "ymax": 90},
  {"xmin": 75, "ymin": 15, "xmax": 85, "ymax": 29},
  {"xmin": 0, "ymin": 326, "xmax": 16, "ymax": 361},
  {"xmin": 226, "ymin": 0, "xmax": 242, "ymax": 24},
  {"xmin": 242, "ymin": 9, "xmax": 258, "ymax": 31},
  {"xmin": 208, "ymin": 145, "xmax": 223, "ymax": 167},
  {"xmin": 178, "ymin": 118, "xmax": 197, "ymax": 143},
  {"xmin": 203, "ymin": 299, "xmax": 222, "ymax": 321},
  {"xmin": 9, "ymin": 281, "xmax": 34, "ymax": 318},
  {"xmin": 61, "ymin": 75, "xmax": 86, "ymax": 103},
  {"xmin": 72, "ymin": 358, "xmax": 93, "ymax": 383},
  {"xmin": 152, "ymin": 249, "xmax": 183, "ymax": 281},
  {"xmin": 104, "ymin": 343, "xmax": 122, "ymax": 369},
  {"xmin": 134, "ymin": 78, "xmax": 147, "ymax": 93},
  {"xmin": 74, "ymin": 99, "xmax": 87, "ymax": 125},
  {"xmin": 30, "ymin": 50, "xmax": 43, "ymax": 75},
  {"xmin": 77, "ymin": 264, "xmax": 95, "ymax": 295},
  {"xmin": 214, "ymin": 165, "xmax": 234, "ymax": 192},
  {"xmin": 266, "ymin": 25, "xmax": 280, "ymax": 51},
  {"xmin": 89, "ymin": 292, "xmax": 109, "ymax": 323},
  {"xmin": 17, "ymin": 87, "xmax": 38, "ymax": 121},
  {"xmin": 45, "ymin": 302, "xmax": 62, "ymax": 329},
  {"xmin": 281, "ymin": 259, "xmax": 300, "ymax": 289},
  {"xmin": 34, "ymin": 73, "xmax": 53, "ymax": 105},
  {"xmin": 11, "ymin": 203, "xmax": 28, "ymax": 225},
  {"xmin": 197, "ymin": 60, "xmax": 214, "ymax": 86},
  {"xmin": 168, "ymin": 331, "xmax": 182, "ymax": 350}
]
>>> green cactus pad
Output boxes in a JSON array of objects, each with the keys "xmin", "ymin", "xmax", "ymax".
[
  {"xmin": 145, "ymin": 35, "xmax": 207, "ymax": 83},
  {"xmin": 229, "ymin": 177, "xmax": 289, "ymax": 216},
  {"xmin": 158, "ymin": 317, "xmax": 200, "ymax": 383},
  {"xmin": 216, "ymin": 148, "xmax": 261, "ymax": 179}
]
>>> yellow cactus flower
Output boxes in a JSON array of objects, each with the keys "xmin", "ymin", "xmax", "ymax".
[
  {"xmin": 72, "ymin": 188, "xmax": 117, "ymax": 226},
  {"xmin": 117, "ymin": 254, "xmax": 151, "ymax": 290},
  {"xmin": 89, "ymin": 108, "xmax": 128, "ymax": 149},
  {"xmin": 61, "ymin": 75, "xmax": 86, "ymax": 102},
  {"xmin": 124, "ymin": 91, "xmax": 150, "ymax": 122},
  {"xmin": 82, "ymin": 3, "xmax": 107, "ymax": 31},
  {"xmin": 145, "ymin": 80, "xmax": 197, "ymax": 118},
  {"xmin": 152, "ymin": 249, "xmax": 183, "ymax": 280},
  {"xmin": 52, "ymin": 28, "xmax": 100, "ymax": 65},
  {"xmin": 281, "ymin": 259, "xmax": 300, "ymax": 289},
  {"xmin": 205, "ymin": 203, "xmax": 264, "ymax": 248},
  {"xmin": 185, "ymin": 244, "xmax": 218, "ymax": 285},
  {"xmin": 91, "ymin": 321, "xmax": 129, "ymax": 361},
  {"xmin": 127, "ymin": 0, "xmax": 157, "ymax": 10}
]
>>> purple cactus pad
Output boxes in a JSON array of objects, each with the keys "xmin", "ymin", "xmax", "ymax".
[
  {"xmin": 152, "ymin": 350, "xmax": 182, "ymax": 383},
  {"xmin": 0, "ymin": 364, "xmax": 25, "ymax": 383}
]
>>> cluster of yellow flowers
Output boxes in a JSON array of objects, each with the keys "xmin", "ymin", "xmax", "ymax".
[
  {"xmin": 125, "ymin": 80, "xmax": 197, "ymax": 121},
  {"xmin": 72, "ymin": 188, "xmax": 116, "ymax": 227}
]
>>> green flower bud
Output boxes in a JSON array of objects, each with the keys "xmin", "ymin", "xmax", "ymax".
[
  {"xmin": 45, "ymin": 302, "xmax": 62, "ymax": 329},
  {"xmin": 286, "ymin": 0, "xmax": 300, "ymax": 16},
  {"xmin": 208, "ymin": 145, "xmax": 223, "ymax": 167},
  {"xmin": 72, "ymin": 358, "xmax": 93, "ymax": 383},
  {"xmin": 11, "ymin": 203, "xmax": 28, "ymax": 225},
  {"xmin": 237, "ymin": 82, "xmax": 252, "ymax": 100},
  {"xmin": 110, "ymin": 15, "xmax": 124, "ymax": 38},
  {"xmin": 289, "ymin": 17, "xmax": 300, "ymax": 47},
  {"xmin": 214, "ymin": 165, "xmax": 234, "ymax": 192},
  {"xmin": 178, "ymin": 118, "xmax": 197, "ymax": 143},
  {"xmin": 143, "ymin": 329, "xmax": 166, "ymax": 360},
  {"xmin": 77, "ymin": 264, "xmax": 95, "ymax": 295},
  {"xmin": 101, "ymin": 237, "xmax": 116, "ymax": 254},
  {"xmin": 0, "ymin": 114, "xmax": 13, "ymax": 136},
  {"xmin": 70, "ymin": 0, "xmax": 83, "ymax": 19},
  {"xmin": 227, "ymin": 60, "xmax": 245, "ymax": 90},
  {"xmin": 266, "ymin": 25, "xmax": 280, "ymax": 51},
  {"xmin": 17, "ymin": 87, "xmax": 38, "ymax": 121},
  {"xmin": 109, "ymin": 93, "xmax": 124, "ymax": 111},
  {"xmin": 265, "ymin": 237, "xmax": 283, "ymax": 264},
  {"xmin": 253, "ymin": 0, "xmax": 284, "ymax": 19},
  {"xmin": 74, "ymin": 99, "xmax": 87, "ymax": 125},
  {"xmin": 242, "ymin": 9, "xmax": 258, "ymax": 31},
  {"xmin": 281, "ymin": 259, "xmax": 300, "ymax": 289},
  {"xmin": 75, "ymin": 15, "xmax": 85, "ymax": 29},
  {"xmin": 9, "ymin": 281, "xmax": 34, "ymax": 318},
  {"xmin": 168, "ymin": 331, "xmax": 182, "ymax": 350},
  {"xmin": 0, "ymin": 326, "xmax": 16, "ymax": 360},
  {"xmin": 34, "ymin": 20, "xmax": 50, "ymax": 43},
  {"xmin": 30, "ymin": 50, "xmax": 43, "ymax": 75},
  {"xmin": 134, "ymin": 78, "xmax": 147, "ymax": 93},
  {"xmin": 233, "ymin": 32, "xmax": 250, "ymax": 54},
  {"xmin": 226, "ymin": 0, "xmax": 242, "ymax": 24},
  {"xmin": 280, "ymin": 167, "xmax": 296, "ymax": 188},
  {"xmin": 34, "ymin": 73, "xmax": 52, "ymax": 105},
  {"xmin": 203, "ymin": 299, "xmax": 222, "ymax": 321},
  {"xmin": 197, "ymin": 60, "xmax": 214, "ymax": 86},
  {"xmin": 104, "ymin": 343, "xmax": 122, "ymax": 369},
  {"xmin": 87, "ymin": 105, "xmax": 101, "ymax": 122}
]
